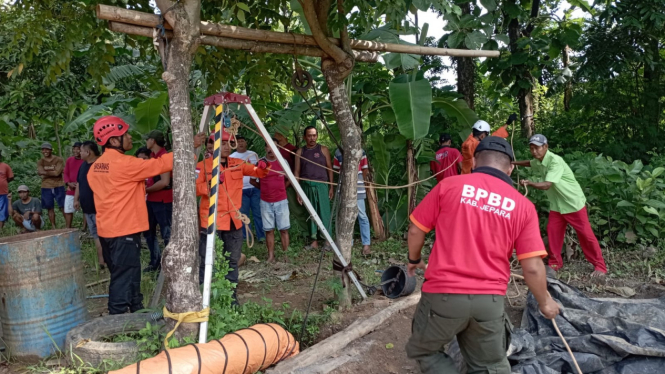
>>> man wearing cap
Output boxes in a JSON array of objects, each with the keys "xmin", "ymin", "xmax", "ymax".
[
  {"xmin": 406, "ymin": 136, "xmax": 559, "ymax": 373},
  {"xmin": 0, "ymin": 153, "xmax": 14, "ymax": 230},
  {"xmin": 9, "ymin": 185, "xmax": 44, "ymax": 232},
  {"xmin": 230, "ymin": 135, "xmax": 265, "ymax": 243},
  {"xmin": 88, "ymin": 115, "xmax": 204, "ymax": 315},
  {"xmin": 143, "ymin": 130, "xmax": 172, "ymax": 273},
  {"xmin": 196, "ymin": 132, "xmax": 269, "ymax": 302},
  {"xmin": 430, "ymin": 133, "xmax": 462, "ymax": 182},
  {"xmin": 37, "ymin": 142, "xmax": 65, "ymax": 229},
  {"xmin": 514, "ymin": 134, "xmax": 608, "ymax": 278},
  {"xmin": 63, "ymin": 142, "xmax": 85, "ymax": 229}
]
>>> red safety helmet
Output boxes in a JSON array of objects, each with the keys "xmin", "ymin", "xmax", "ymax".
[{"xmin": 94, "ymin": 116, "xmax": 129, "ymax": 146}]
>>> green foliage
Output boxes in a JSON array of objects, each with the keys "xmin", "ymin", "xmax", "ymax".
[
  {"xmin": 520, "ymin": 151, "xmax": 665, "ymax": 249},
  {"xmin": 389, "ymin": 74, "xmax": 432, "ymax": 140}
]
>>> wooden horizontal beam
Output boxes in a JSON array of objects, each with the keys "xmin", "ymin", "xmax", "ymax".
[
  {"xmin": 108, "ymin": 22, "xmax": 379, "ymax": 63},
  {"xmin": 97, "ymin": 4, "xmax": 501, "ymax": 58}
]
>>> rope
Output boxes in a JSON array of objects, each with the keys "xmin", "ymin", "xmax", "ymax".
[
  {"xmin": 265, "ymin": 157, "xmax": 458, "ymax": 189},
  {"xmin": 552, "ymin": 318, "xmax": 583, "ymax": 374},
  {"xmin": 546, "ymin": 292, "xmax": 582, "ymax": 374},
  {"xmin": 511, "ymin": 274, "xmax": 581, "ymax": 373},
  {"xmin": 240, "ymin": 122, "xmax": 458, "ymax": 189},
  {"xmin": 162, "ymin": 307, "xmax": 210, "ymax": 348}
]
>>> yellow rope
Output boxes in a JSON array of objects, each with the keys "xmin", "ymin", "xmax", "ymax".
[{"xmin": 162, "ymin": 307, "xmax": 210, "ymax": 348}]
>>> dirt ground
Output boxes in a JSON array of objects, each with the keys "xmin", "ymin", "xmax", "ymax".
[
  {"xmin": 88, "ymin": 243, "xmax": 665, "ymax": 373},
  {"xmin": 328, "ymin": 261, "xmax": 665, "ymax": 374},
  {"xmin": 3, "ymin": 230, "xmax": 665, "ymax": 374}
]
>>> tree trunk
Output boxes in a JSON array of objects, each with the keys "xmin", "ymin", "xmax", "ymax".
[
  {"xmin": 300, "ymin": 0, "xmax": 361, "ymax": 308},
  {"xmin": 455, "ymin": 2, "xmax": 475, "ymax": 109},
  {"xmin": 643, "ymin": 38, "xmax": 661, "ymax": 132},
  {"xmin": 518, "ymin": 87, "xmax": 535, "ymax": 138},
  {"xmin": 508, "ymin": 0, "xmax": 539, "ymax": 138},
  {"xmin": 54, "ymin": 121, "xmax": 62, "ymax": 158},
  {"xmin": 562, "ymin": 45, "xmax": 572, "ymax": 111},
  {"xmin": 406, "ymin": 140, "xmax": 418, "ymax": 215},
  {"xmin": 364, "ymin": 166, "xmax": 386, "ymax": 241},
  {"xmin": 155, "ymin": 0, "xmax": 202, "ymax": 341},
  {"xmin": 324, "ymin": 64, "xmax": 361, "ymax": 309}
]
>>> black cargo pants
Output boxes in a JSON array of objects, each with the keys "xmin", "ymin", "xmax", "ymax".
[
  {"xmin": 100, "ymin": 233, "xmax": 144, "ymax": 314},
  {"xmin": 406, "ymin": 292, "xmax": 512, "ymax": 374}
]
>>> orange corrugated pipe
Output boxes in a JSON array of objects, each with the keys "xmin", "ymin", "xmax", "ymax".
[{"xmin": 110, "ymin": 323, "xmax": 299, "ymax": 374}]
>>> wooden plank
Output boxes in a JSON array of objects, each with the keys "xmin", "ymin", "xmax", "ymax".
[
  {"xmin": 108, "ymin": 22, "xmax": 379, "ymax": 63},
  {"xmin": 97, "ymin": 4, "xmax": 500, "ymax": 58}
]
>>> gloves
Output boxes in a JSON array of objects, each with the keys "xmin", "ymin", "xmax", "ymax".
[
  {"xmin": 257, "ymin": 160, "xmax": 268, "ymax": 170},
  {"xmin": 219, "ymin": 172, "xmax": 225, "ymax": 185},
  {"xmin": 507, "ymin": 113, "xmax": 518, "ymax": 124}
]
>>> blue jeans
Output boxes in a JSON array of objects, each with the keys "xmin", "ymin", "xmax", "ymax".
[
  {"xmin": 260, "ymin": 199, "xmax": 290, "ymax": 231},
  {"xmin": 358, "ymin": 198, "xmax": 371, "ymax": 246},
  {"xmin": 241, "ymin": 188, "xmax": 265, "ymax": 241},
  {"xmin": 145, "ymin": 201, "xmax": 172, "ymax": 268}
]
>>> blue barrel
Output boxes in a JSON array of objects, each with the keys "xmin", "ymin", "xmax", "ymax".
[{"xmin": 0, "ymin": 229, "xmax": 89, "ymax": 360}]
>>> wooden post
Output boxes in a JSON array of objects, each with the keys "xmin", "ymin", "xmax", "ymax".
[
  {"xmin": 97, "ymin": 5, "xmax": 500, "ymax": 58},
  {"xmin": 108, "ymin": 22, "xmax": 379, "ymax": 63}
]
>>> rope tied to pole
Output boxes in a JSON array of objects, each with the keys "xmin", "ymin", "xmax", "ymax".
[
  {"xmin": 332, "ymin": 258, "xmax": 360, "ymax": 288},
  {"xmin": 162, "ymin": 307, "xmax": 210, "ymax": 349}
]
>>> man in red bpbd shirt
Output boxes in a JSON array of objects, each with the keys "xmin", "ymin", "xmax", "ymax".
[
  {"xmin": 406, "ymin": 136, "xmax": 559, "ymax": 373},
  {"xmin": 430, "ymin": 133, "xmax": 462, "ymax": 182}
]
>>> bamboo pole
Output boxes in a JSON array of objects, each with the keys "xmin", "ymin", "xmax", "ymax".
[
  {"xmin": 97, "ymin": 4, "xmax": 500, "ymax": 58},
  {"xmin": 108, "ymin": 22, "xmax": 379, "ymax": 63}
]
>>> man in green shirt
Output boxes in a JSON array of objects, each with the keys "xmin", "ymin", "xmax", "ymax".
[{"xmin": 513, "ymin": 134, "xmax": 607, "ymax": 278}]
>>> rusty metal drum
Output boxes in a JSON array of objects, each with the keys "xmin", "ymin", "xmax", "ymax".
[{"xmin": 0, "ymin": 229, "xmax": 89, "ymax": 359}]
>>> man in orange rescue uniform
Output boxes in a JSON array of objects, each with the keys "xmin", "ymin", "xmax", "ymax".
[
  {"xmin": 460, "ymin": 114, "xmax": 517, "ymax": 174},
  {"xmin": 196, "ymin": 130, "xmax": 269, "ymax": 303},
  {"xmin": 88, "ymin": 116, "xmax": 204, "ymax": 315}
]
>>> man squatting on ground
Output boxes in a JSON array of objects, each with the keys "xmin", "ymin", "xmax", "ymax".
[
  {"xmin": 88, "ymin": 115, "xmax": 204, "ymax": 315},
  {"xmin": 9, "ymin": 185, "xmax": 43, "ymax": 232},
  {"xmin": 406, "ymin": 136, "xmax": 560, "ymax": 373}
]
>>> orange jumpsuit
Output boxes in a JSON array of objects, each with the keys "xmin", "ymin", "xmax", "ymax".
[
  {"xmin": 460, "ymin": 134, "xmax": 480, "ymax": 175},
  {"xmin": 195, "ymin": 157, "xmax": 269, "ymax": 231},
  {"xmin": 88, "ymin": 149, "xmax": 174, "ymax": 238},
  {"xmin": 461, "ymin": 126, "xmax": 511, "ymax": 174},
  {"xmin": 87, "ymin": 148, "xmax": 174, "ymax": 314}
]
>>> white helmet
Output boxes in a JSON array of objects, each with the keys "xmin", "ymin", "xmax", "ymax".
[{"xmin": 472, "ymin": 120, "xmax": 491, "ymax": 133}]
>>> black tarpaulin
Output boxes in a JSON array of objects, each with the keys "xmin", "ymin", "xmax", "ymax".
[{"xmin": 448, "ymin": 278, "xmax": 665, "ymax": 373}]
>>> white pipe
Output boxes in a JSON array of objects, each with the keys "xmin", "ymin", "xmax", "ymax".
[
  {"xmin": 198, "ymin": 104, "xmax": 220, "ymax": 344},
  {"xmin": 244, "ymin": 104, "xmax": 367, "ymax": 299}
]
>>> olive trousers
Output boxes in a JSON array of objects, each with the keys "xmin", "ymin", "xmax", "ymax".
[{"xmin": 406, "ymin": 292, "xmax": 513, "ymax": 374}]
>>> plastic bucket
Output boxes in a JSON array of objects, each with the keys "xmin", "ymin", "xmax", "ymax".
[{"xmin": 381, "ymin": 265, "xmax": 416, "ymax": 299}]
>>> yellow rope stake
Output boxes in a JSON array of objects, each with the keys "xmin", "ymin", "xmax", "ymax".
[{"xmin": 163, "ymin": 307, "xmax": 210, "ymax": 348}]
